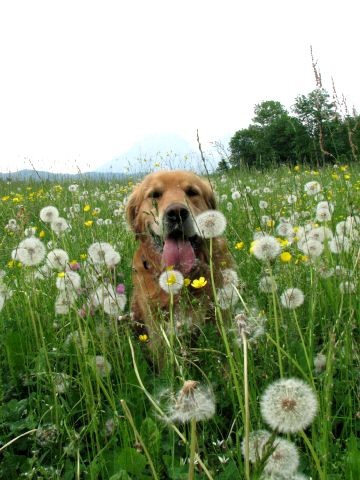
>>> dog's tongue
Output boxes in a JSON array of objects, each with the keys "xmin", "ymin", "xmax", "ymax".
[{"xmin": 162, "ymin": 238, "xmax": 195, "ymax": 274}]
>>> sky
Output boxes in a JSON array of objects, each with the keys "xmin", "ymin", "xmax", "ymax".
[{"xmin": 0, "ymin": 0, "xmax": 359, "ymax": 174}]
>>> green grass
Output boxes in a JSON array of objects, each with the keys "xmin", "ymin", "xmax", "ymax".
[{"xmin": 0, "ymin": 163, "xmax": 359, "ymax": 479}]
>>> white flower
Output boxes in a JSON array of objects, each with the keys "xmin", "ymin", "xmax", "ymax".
[
  {"xmin": 260, "ymin": 377, "xmax": 318, "ymax": 433},
  {"xmin": 55, "ymin": 291, "xmax": 77, "ymax": 315},
  {"xmin": 56, "ymin": 271, "xmax": 81, "ymax": 292},
  {"xmin": 276, "ymin": 222, "xmax": 294, "ymax": 237},
  {"xmin": 304, "ymin": 181, "xmax": 321, "ymax": 195},
  {"xmin": 252, "ymin": 235, "xmax": 281, "ymax": 261},
  {"xmin": 231, "ymin": 191, "xmax": 241, "ymax": 200},
  {"xmin": 195, "ymin": 210, "xmax": 227, "ymax": 238},
  {"xmin": 298, "ymin": 238, "xmax": 324, "ymax": 257},
  {"xmin": 104, "ymin": 249, "xmax": 121, "ymax": 268},
  {"xmin": 234, "ymin": 309, "xmax": 267, "ymax": 344},
  {"xmin": 263, "ymin": 438, "xmax": 300, "ymax": 477},
  {"xmin": 68, "ymin": 184, "xmax": 79, "ymax": 192},
  {"xmin": 329, "ymin": 235, "xmax": 350, "ymax": 253},
  {"xmin": 307, "ymin": 226, "xmax": 333, "ymax": 242},
  {"xmin": 91, "ymin": 355, "xmax": 112, "ymax": 377},
  {"xmin": 102, "ymin": 293, "xmax": 127, "ymax": 316},
  {"xmin": 314, "ymin": 353, "xmax": 326, "ymax": 373},
  {"xmin": 46, "ymin": 249, "xmax": 69, "ymax": 271},
  {"xmin": 280, "ymin": 288, "xmax": 304, "ymax": 309},
  {"xmin": 164, "ymin": 380, "xmax": 215, "ymax": 423},
  {"xmin": 339, "ymin": 281, "xmax": 356, "ymax": 294},
  {"xmin": 286, "ymin": 194, "xmax": 297, "ymax": 204},
  {"xmin": 217, "ymin": 284, "xmax": 239, "ymax": 309},
  {"xmin": 259, "ymin": 275, "xmax": 278, "ymax": 293},
  {"xmin": 51, "ymin": 217, "xmax": 70, "ymax": 235},
  {"xmin": 242, "ymin": 429, "xmax": 271, "ymax": 463},
  {"xmin": 159, "ymin": 270, "xmax": 184, "ymax": 294},
  {"xmin": 16, "ymin": 238, "xmax": 46, "ymax": 266},
  {"xmin": 88, "ymin": 242, "xmax": 115, "ymax": 264},
  {"xmin": 316, "ymin": 207, "xmax": 332, "ymax": 222},
  {"xmin": 259, "ymin": 200, "xmax": 268, "ymax": 209},
  {"xmin": 40, "ymin": 206, "xmax": 59, "ymax": 223},
  {"xmin": 220, "ymin": 269, "xmax": 239, "ymax": 287}
]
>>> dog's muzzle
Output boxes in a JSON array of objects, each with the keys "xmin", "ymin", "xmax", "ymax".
[{"xmin": 163, "ymin": 203, "xmax": 192, "ymax": 238}]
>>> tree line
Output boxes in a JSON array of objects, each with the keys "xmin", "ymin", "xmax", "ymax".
[{"xmin": 220, "ymin": 89, "xmax": 360, "ymax": 170}]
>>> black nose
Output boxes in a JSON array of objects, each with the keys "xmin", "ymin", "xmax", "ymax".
[{"xmin": 165, "ymin": 204, "xmax": 189, "ymax": 225}]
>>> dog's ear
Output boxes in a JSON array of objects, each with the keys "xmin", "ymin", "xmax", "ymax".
[
  {"xmin": 201, "ymin": 179, "xmax": 217, "ymax": 210},
  {"xmin": 126, "ymin": 187, "xmax": 141, "ymax": 235}
]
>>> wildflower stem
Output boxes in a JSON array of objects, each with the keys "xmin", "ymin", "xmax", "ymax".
[
  {"xmin": 241, "ymin": 330, "xmax": 250, "ymax": 480},
  {"xmin": 188, "ymin": 418, "xmax": 197, "ymax": 480},
  {"xmin": 209, "ymin": 238, "xmax": 244, "ymax": 414},
  {"xmin": 0, "ymin": 429, "xmax": 38, "ymax": 452},
  {"xmin": 270, "ymin": 273, "xmax": 283, "ymax": 378},
  {"xmin": 121, "ymin": 399, "xmax": 159, "ymax": 480},
  {"xmin": 128, "ymin": 336, "xmax": 214, "ymax": 480},
  {"xmin": 299, "ymin": 429, "xmax": 325, "ymax": 480}
]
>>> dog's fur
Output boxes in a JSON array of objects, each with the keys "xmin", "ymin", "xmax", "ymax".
[{"xmin": 126, "ymin": 170, "xmax": 232, "ymax": 356}]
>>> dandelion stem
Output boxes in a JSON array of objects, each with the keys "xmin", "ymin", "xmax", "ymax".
[
  {"xmin": 188, "ymin": 418, "xmax": 197, "ymax": 480},
  {"xmin": 299, "ymin": 429, "xmax": 325, "ymax": 480},
  {"xmin": 0, "ymin": 429, "xmax": 38, "ymax": 452},
  {"xmin": 121, "ymin": 399, "xmax": 159, "ymax": 480},
  {"xmin": 241, "ymin": 330, "xmax": 250, "ymax": 480}
]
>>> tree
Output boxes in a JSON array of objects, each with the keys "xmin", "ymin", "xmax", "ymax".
[{"xmin": 253, "ymin": 101, "xmax": 288, "ymax": 126}]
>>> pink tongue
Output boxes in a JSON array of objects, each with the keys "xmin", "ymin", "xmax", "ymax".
[{"xmin": 162, "ymin": 238, "xmax": 196, "ymax": 274}]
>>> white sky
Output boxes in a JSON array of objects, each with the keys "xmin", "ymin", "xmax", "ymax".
[{"xmin": 0, "ymin": 0, "xmax": 359, "ymax": 173}]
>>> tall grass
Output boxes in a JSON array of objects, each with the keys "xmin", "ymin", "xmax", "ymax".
[{"xmin": 0, "ymin": 163, "xmax": 359, "ymax": 479}]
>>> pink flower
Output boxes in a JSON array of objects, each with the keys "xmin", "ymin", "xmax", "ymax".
[{"xmin": 116, "ymin": 283, "xmax": 125, "ymax": 294}]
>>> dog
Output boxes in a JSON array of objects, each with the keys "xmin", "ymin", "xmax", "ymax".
[{"xmin": 126, "ymin": 170, "xmax": 233, "ymax": 360}]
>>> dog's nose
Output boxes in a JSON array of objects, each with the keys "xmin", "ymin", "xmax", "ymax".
[{"xmin": 165, "ymin": 204, "xmax": 189, "ymax": 224}]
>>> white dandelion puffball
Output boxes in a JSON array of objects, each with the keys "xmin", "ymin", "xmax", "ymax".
[
  {"xmin": 55, "ymin": 291, "xmax": 77, "ymax": 315},
  {"xmin": 329, "ymin": 235, "xmax": 350, "ymax": 254},
  {"xmin": 287, "ymin": 194, "xmax": 297, "ymax": 204},
  {"xmin": 298, "ymin": 239, "xmax": 324, "ymax": 258},
  {"xmin": 220, "ymin": 268, "xmax": 239, "ymax": 287},
  {"xmin": 280, "ymin": 288, "xmax": 304, "ymax": 309},
  {"xmin": 88, "ymin": 242, "xmax": 115, "ymax": 264},
  {"xmin": 241, "ymin": 429, "xmax": 271, "ymax": 463},
  {"xmin": 195, "ymin": 210, "xmax": 227, "ymax": 238},
  {"xmin": 304, "ymin": 181, "xmax": 321, "ymax": 195},
  {"xmin": 46, "ymin": 249, "xmax": 69, "ymax": 271},
  {"xmin": 252, "ymin": 235, "xmax": 281, "ymax": 261},
  {"xmin": 259, "ymin": 275, "xmax": 278, "ymax": 293},
  {"xmin": 260, "ymin": 377, "xmax": 318, "ymax": 433},
  {"xmin": 159, "ymin": 269, "xmax": 184, "ymax": 294},
  {"xmin": 263, "ymin": 438, "xmax": 300, "ymax": 477},
  {"xmin": 316, "ymin": 207, "xmax": 332, "ymax": 222},
  {"xmin": 56, "ymin": 271, "xmax": 81, "ymax": 292},
  {"xmin": 217, "ymin": 284, "xmax": 239, "ymax": 310},
  {"xmin": 91, "ymin": 355, "xmax": 112, "ymax": 377},
  {"xmin": 40, "ymin": 205, "xmax": 59, "ymax": 223},
  {"xmin": 102, "ymin": 293, "xmax": 127, "ymax": 316},
  {"xmin": 16, "ymin": 238, "xmax": 46, "ymax": 266},
  {"xmin": 51, "ymin": 217, "xmax": 70, "ymax": 235},
  {"xmin": 165, "ymin": 380, "xmax": 215, "ymax": 423},
  {"xmin": 104, "ymin": 249, "xmax": 121, "ymax": 268}
]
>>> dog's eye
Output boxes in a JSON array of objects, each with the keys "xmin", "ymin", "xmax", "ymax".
[
  {"xmin": 149, "ymin": 190, "xmax": 162, "ymax": 199},
  {"xmin": 185, "ymin": 187, "xmax": 199, "ymax": 197}
]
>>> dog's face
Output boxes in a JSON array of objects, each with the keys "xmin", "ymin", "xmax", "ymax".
[{"xmin": 126, "ymin": 170, "xmax": 216, "ymax": 274}]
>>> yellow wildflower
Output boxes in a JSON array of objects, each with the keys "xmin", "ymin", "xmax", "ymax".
[
  {"xmin": 294, "ymin": 165, "xmax": 300, "ymax": 172},
  {"xmin": 280, "ymin": 252, "xmax": 292, "ymax": 263},
  {"xmin": 1, "ymin": 196, "xmax": 10, "ymax": 201},
  {"xmin": 139, "ymin": 334, "xmax": 149, "ymax": 343},
  {"xmin": 235, "ymin": 241, "xmax": 244, "ymax": 250},
  {"xmin": 39, "ymin": 230, "xmax": 46, "ymax": 238},
  {"xmin": 191, "ymin": 277, "xmax": 207, "ymax": 289},
  {"xmin": 166, "ymin": 273, "xmax": 177, "ymax": 286},
  {"xmin": 83, "ymin": 204, "xmax": 91, "ymax": 212},
  {"xmin": 184, "ymin": 278, "xmax": 191, "ymax": 287},
  {"xmin": 57, "ymin": 272, "xmax": 65, "ymax": 278},
  {"xmin": 84, "ymin": 220, "xmax": 93, "ymax": 227},
  {"xmin": 80, "ymin": 253, "xmax": 87, "ymax": 260}
]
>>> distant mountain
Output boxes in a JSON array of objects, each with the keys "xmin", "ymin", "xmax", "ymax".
[
  {"xmin": 0, "ymin": 169, "xmax": 127, "ymax": 182},
  {"xmin": 97, "ymin": 133, "xmax": 201, "ymax": 173}
]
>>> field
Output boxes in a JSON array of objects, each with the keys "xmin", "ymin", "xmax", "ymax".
[{"xmin": 0, "ymin": 163, "xmax": 359, "ymax": 479}]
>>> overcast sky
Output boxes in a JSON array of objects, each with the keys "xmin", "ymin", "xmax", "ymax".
[{"xmin": 0, "ymin": 0, "xmax": 359, "ymax": 173}]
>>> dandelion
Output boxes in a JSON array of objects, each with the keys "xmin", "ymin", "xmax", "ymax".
[
  {"xmin": 221, "ymin": 268, "xmax": 239, "ymax": 287},
  {"xmin": 235, "ymin": 241, "xmax": 244, "ymax": 250},
  {"xmin": 104, "ymin": 249, "xmax": 121, "ymax": 268},
  {"xmin": 56, "ymin": 271, "xmax": 81, "ymax": 292},
  {"xmin": 241, "ymin": 429, "xmax": 271, "ymax": 463},
  {"xmin": 287, "ymin": 194, "xmax": 297, "ymax": 204},
  {"xmin": 36, "ymin": 424, "xmax": 59, "ymax": 446},
  {"xmin": 159, "ymin": 269, "xmax": 184, "ymax": 294},
  {"xmin": 298, "ymin": 239, "xmax": 324, "ymax": 258},
  {"xmin": 103, "ymin": 293, "xmax": 127, "ymax": 316},
  {"xmin": 40, "ymin": 205, "xmax": 59, "ymax": 223},
  {"xmin": 217, "ymin": 284, "xmax": 239, "ymax": 309},
  {"xmin": 339, "ymin": 281, "xmax": 356, "ymax": 294},
  {"xmin": 234, "ymin": 309, "xmax": 267, "ymax": 344},
  {"xmin": 91, "ymin": 355, "xmax": 112, "ymax": 377},
  {"xmin": 276, "ymin": 222, "xmax": 294, "ymax": 237},
  {"xmin": 51, "ymin": 217, "xmax": 70, "ymax": 235},
  {"xmin": 280, "ymin": 288, "xmax": 304, "ymax": 309},
  {"xmin": 260, "ymin": 377, "xmax": 318, "ymax": 433},
  {"xmin": 52, "ymin": 372, "xmax": 71, "ymax": 394},
  {"xmin": 195, "ymin": 210, "xmax": 227, "ymax": 238},
  {"xmin": 304, "ymin": 181, "xmax": 321, "ymax": 195},
  {"xmin": 55, "ymin": 291, "xmax": 77, "ymax": 315},
  {"xmin": 16, "ymin": 238, "xmax": 46, "ymax": 266},
  {"xmin": 280, "ymin": 251, "xmax": 292, "ymax": 263},
  {"xmin": 88, "ymin": 242, "xmax": 115, "ymax": 264},
  {"xmin": 164, "ymin": 380, "xmax": 215, "ymax": 423},
  {"xmin": 329, "ymin": 235, "xmax": 350, "ymax": 253},
  {"xmin": 259, "ymin": 200, "xmax": 268, "ymax": 209},
  {"xmin": 68, "ymin": 184, "xmax": 79, "ymax": 192},
  {"xmin": 231, "ymin": 190, "xmax": 241, "ymax": 200},
  {"xmin": 259, "ymin": 275, "xmax": 278, "ymax": 293},
  {"xmin": 314, "ymin": 353, "xmax": 326, "ymax": 373},
  {"xmin": 316, "ymin": 207, "xmax": 332, "ymax": 222},
  {"xmin": 263, "ymin": 438, "xmax": 300, "ymax": 477},
  {"xmin": 46, "ymin": 249, "xmax": 69, "ymax": 271},
  {"xmin": 191, "ymin": 276, "xmax": 207, "ymax": 289},
  {"xmin": 252, "ymin": 235, "xmax": 281, "ymax": 261}
]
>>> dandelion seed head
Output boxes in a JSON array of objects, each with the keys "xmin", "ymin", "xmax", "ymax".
[
  {"xmin": 40, "ymin": 205, "xmax": 60, "ymax": 223},
  {"xmin": 259, "ymin": 275, "xmax": 278, "ymax": 293},
  {"xmin": 47, "ymin": 249, "xmax": 69, "ymax": 271},
  {"xmin": 16, "ymin": 237, "xmax": 46, "ymax": 266},
  {"xmin": 252, "ymin": 235, "xmax": 281, "ymax": 261},
  {"xmin": 260, "ymin": 378, "xmax": 318, "ymax": 433},
  {"xmin": 51, "ymin": 217, "xmax": 70, "ymax": 235},
  {"xmin": 88, "ymin": 242, "xmax": 115, "ymax": 264},
  {"xmin": 263, "ymin": 438, "xmax": 300, "ymax": 477},
  {"xmin": 280, "ymin": 288, "xmax": 304, "ymax": 309},
  {"xmin": 195, "ymin": 210, "xmax": 227, "ymax": 238}
]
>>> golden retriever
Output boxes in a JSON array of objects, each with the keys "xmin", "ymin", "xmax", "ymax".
[{"xmin": 126, "ymin": 170, "xmax": 233, "ymax": 359}]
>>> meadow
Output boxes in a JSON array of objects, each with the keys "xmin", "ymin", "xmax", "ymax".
[{"xmin": 0, "ymin": 163, "xmax": 359, "ymax": 479}]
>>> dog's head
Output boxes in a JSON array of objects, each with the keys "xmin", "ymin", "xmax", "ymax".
[{"xmin": 126, "ymin": 170, "xmax": 216, "ymax": 273}]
